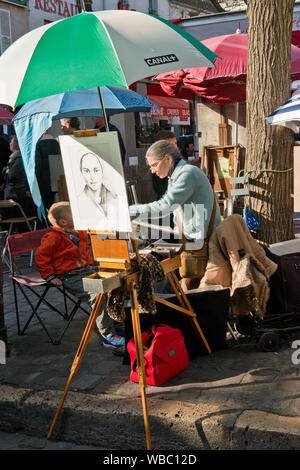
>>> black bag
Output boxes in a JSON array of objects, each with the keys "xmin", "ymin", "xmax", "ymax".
[
  {"xmin": 124, "ymin": 288, "xmax": 230, "ymax": 363},
  {"xmin": 265, "ymin": 246, "xmax": 300, "ymax": 314}
]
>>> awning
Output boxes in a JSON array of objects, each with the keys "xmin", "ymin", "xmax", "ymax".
[
  {"xmin": 292, "ymin": 30, "xmax": 300, "ymax": 47},
  {"xmin": 147, "ymin": 95, "xmax": 190, "ymax": 118},
  {"xmin": 130, "ymin": 81, "xmax": 195, "ymax": 100},
  {"xmin": 0, "ymin": 106, "xmax": 14, "ymax": 124}
]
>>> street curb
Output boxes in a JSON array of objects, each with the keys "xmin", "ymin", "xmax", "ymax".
[
  {"xmin": 0, "ymin": 384, "xmax": 224, "ymax": 450},
  {"xmin": 232, "ymin": 410, "xmax": 300, "ymax": 450},
  {"xmin": 0, "ymin": 384, "xmax": 300, "ymax": 450}
]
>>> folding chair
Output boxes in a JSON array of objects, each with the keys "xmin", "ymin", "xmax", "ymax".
[
  {"xmin": 126, "ymin": 179, "xmax": 138, "ymax": 205},
  {"xmin": 0, "ymin": 199, "xmax": 38, "ymax": 267},
  {"xmin": 7, "ymin": 228, "xmax": 90, "ymax": 345}
]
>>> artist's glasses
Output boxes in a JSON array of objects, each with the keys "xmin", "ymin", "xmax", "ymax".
[{"xmin": 148, "ymin": 156, "xmax": 166, "ymax": 172}]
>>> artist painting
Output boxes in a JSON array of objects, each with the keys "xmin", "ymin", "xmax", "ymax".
[{"xmin": 59, "ymin": 133, "xmax": 131, "ymax": 232}]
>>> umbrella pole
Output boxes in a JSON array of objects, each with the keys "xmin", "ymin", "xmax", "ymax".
[
  {"xmin": 97, "ymin": 86, "xmax": 109, "ymax": 132},
  {"xmin": 231, "ymin": 102, "xmax": 240, "ymax": 202},
  {"xmin": 234, "ymin": 102, "xmax": 239, "ymax": 177}
]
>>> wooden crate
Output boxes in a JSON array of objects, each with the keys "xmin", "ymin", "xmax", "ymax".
[{"xmin": 202, "ymin": 145, "xmax": 245, "ymax": 198}]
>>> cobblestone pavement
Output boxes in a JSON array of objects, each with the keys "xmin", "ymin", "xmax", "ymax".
[
  {"xmin": 0, "ymin": 430, "xmax": 105, "ymax": 450},
  {"xmin": 1, "ymin": 250, "xmax": 300, "ymax": 450}
]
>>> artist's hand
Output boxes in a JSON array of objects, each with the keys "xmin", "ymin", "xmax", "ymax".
[{"xmin": 50, "ymin": 278, "xmax": 62, "ymax": 287}]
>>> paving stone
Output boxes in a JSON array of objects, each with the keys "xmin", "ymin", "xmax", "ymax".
[
  {"xmin": 232, "ymin": 410, "xmax": 300, "ymax": 450},
  {"xmin": 2, "ymin": 260, "xmax": 300, "ymax": 449}
]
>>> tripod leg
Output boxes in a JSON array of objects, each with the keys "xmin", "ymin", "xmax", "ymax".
[
  {"xmin": 170, "ymin": 271, "xmax": 212, "ymax": 355},
  {"xmin": 129, "ymin": 285, "xmax": 152, "ymax": 451},
  {"xmin": 166, "ymin": 272, "xmax": 186, "ymax": 308},
  {"xmin": 47, "ymin": 293, "xmax": 105, "ymax": 439}
]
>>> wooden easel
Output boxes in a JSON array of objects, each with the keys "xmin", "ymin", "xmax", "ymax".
[
  {"xmin": 47, "ymin": 125, "xmax": 211, "ymax": 448},
  {"xmin": 47, "ymin": 235, "xmax": 152, "ymax": 449},
  {"xmin": 48, "ymin": 123, "xmax": 153, "ymax": 448},
  {"xmin": 47, "ymin": 236, "xmax": 211, "ymax": 450},
  {"xmin": 155, "ymin": 255, "xmax": 211, "ymax": 355}
]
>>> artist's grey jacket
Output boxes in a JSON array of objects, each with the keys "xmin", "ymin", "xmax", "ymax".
[{"xmin": 130, "ymin": 159, "xmax": 221, "ymax": 241}]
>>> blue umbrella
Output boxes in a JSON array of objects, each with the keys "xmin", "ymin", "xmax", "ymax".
[
  {"xmin": 14, "ymin": 86, "xmax": 157, "ymax": 119},
  {"xmin": 13, "ymin": 86, "xmax": 157, "ymax": 214},
  {"xmin": 266, "ymin": 90, "xmax": 300, "ymax": 133}
]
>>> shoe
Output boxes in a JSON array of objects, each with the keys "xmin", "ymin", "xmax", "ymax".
[
  {"xmin": 112, "ymin": 348, "xmax": 126, "ymax": 357},
  {"xmin": 103, "ymin": 335, "xmax": 125, "ymax": 350},
  {"xmin": 116, "ymin": 327, "xmax": 125, "ymax": 337}
]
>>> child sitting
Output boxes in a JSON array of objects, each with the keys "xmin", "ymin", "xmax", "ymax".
[{"xmin": 35, "ymin": 201, "xmax": 125, "ymax": 351}]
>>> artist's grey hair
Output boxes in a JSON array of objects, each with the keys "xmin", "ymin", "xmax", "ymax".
[{"xmin": 146, "ymin": 139, "xmax": 181, "ymax": 161}]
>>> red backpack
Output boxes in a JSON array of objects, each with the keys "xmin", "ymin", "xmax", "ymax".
[{"xmin": 127, "ymin": 323, "xmax": 189, "ymax": 386}]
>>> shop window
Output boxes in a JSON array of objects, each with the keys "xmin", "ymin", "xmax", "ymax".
[
  {"xmin": 118, "ymin": 1, "xmax": 129, "ymax": 9},
  {"xmin": 149, "ymin": 0, "xmax": 158, "ymax": 14},
  {"xmin": 0, "ymin": 9, "xmax": 11, "ymax": 54}
]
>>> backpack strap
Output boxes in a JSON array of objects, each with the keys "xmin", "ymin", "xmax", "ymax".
[
  {"xmin": 176, "ymin": 193, "xmax": 216, "ymax": 246},
  {"xmin": 206, "ymin": 194, "xmax": 216, "ymax": 240}
]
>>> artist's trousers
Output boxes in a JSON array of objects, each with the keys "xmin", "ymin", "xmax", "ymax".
[{"xmin": 58, "ymin": 266, "xmax": 121, "ymax": 339}]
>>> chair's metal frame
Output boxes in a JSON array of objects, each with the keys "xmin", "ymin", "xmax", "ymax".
[
  {"xmin": 0, "ymin": 199, "xmax": 38, "ymax": 267},
  {"xmin": 7, "ymin": 229, "xmax": 90, "ymax": 345}
]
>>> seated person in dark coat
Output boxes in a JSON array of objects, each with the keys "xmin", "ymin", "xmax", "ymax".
[
  {"xmin": 0, "ymin": 134, "xmax": 10, "ymax": 198},
  {"xmin": 35, "ymin": 131, "xmax": 61, "ymax": 211},
  {"xmin": 2, "ymin": 135, "xmax": 36, "ymax": 219}
]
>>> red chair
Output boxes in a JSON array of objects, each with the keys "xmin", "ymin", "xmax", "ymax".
[
  {"xmin": 7, "ymin": 228, "xmax": 90, "ymax": 345},
  {"xmin": 0, "ymin": 199, "xmax": 38, "ymax": 268}
]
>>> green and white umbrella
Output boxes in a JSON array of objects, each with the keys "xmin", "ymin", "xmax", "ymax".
[{"xmin": 0, "ymin": 10, "xmax": 218, "ymax": 108}]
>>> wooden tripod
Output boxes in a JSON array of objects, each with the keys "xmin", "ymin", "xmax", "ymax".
[
  {"xmin": 47, "ymin": 249, "xmax": 211, "ymax": 450},
  {"xmin": 154, "ymin": 254, "xmax": 211, "ymax": 354},
  {"xmin": 47, "ymin": 268, "xmax": 152, "ymax": 450}
]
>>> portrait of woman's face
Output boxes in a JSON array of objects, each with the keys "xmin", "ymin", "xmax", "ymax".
[
  {"xmin": 59, "ymin": 133, "xmax": 132, "ymax": 232},
  {"xmin": 80, "ymin": 153, "xmax": 103, "ymax": 192}
]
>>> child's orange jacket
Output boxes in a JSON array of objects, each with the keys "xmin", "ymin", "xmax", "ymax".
[{"xmin": 35, "ymin": 226, "xmax": 93, "ymax": 280}]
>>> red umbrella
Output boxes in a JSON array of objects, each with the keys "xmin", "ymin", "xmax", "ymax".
[
  {"xmin": 0, "ymin": 107, "xmax": 14, "ymax": 124},
  {"xmin": 155, "ymin": 33, "xmax": 300, "ymax": 103}
]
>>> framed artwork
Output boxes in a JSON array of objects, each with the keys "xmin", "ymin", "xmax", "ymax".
[
  {"xmin": 59, "ymin": 132, "xmax": 132, "ymax": 232},
  {"xmin": 48, "ymin": 154, "xmax": 64, "ymax": 192}
]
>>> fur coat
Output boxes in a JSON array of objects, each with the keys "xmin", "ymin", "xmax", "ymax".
[
  {"xmin": 199, "ymin": 214, "xmax": 278, "ymax": 318},
  {"xmin": 107, "ymin": 253, "xmax": 165, "ymax": 322}
]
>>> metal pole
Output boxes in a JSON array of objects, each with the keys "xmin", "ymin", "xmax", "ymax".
[
  {"xmin": 234, "ymin": 102, "xmax": 239, "ymax": 176},
  {"xmin": 0, "ymin": 244, "xmax": 7, "ymax": 352},
  {"xmin": 97, "ymin": 86, "xmax": 109, "ymax": 132},
  {"xmin": 232, "ymin": 102, "xmax": 239, "ymax": 202}
]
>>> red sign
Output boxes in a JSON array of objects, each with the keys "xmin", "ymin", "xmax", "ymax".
[
  {"xmin": 34, "ymin": 0, "xmax": 78, "ymax": 17},
  {"xmin": 148, "ymin": 94, "xmax": 190, "ymax": 118},
  {"xmin": 151, "ymin": 107, "xmax": 190, "ymax": 117}
]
